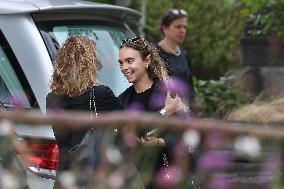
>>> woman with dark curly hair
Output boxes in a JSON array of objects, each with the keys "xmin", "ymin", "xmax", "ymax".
[
  {"xmin": 118, "ymin": 37, "xmax": 190, "ymax": 188},
  {"xmin": 46, "ymin": 35, "xmax": 123, "ymax": 188},
  {"xmin": 118, "ymin": 36, "xmax": 186, "ymax": 144}
]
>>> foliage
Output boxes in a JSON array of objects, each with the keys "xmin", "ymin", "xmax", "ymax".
[
  {"xmin": 89, "ymin": 0, "xmax": 246, "ymax": 79},
  {"xmin": 180, "ymin": 1, "xmax": 245, "ymax": 79},
  {"xmin": 143, "ymin": 0, "xmax": 247, "ymax": 79},
  {"xmin": 194, "ymin": 76, "xmax": 252, "ymax": 118},
  {"xmin": 89, "ymin": 1, "xmax": 284, "ymax": 79},
  {"xmin": 240, "ymin": 0, "xmax": 284, "ymax": 38},
  {"xmin": 136, "ymin": 0, "xmax": 247, "ymax": 79},
  {"xmin": 88, "ymin": 0, "xmax": 284, "ymax": 117}
]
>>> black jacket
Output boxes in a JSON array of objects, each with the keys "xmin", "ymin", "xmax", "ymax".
[{"xmin": 46, "ymin": 85, "xmax": 122, "ymax": 171}]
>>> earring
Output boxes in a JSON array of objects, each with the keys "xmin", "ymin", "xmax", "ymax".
[{"xmin": 146, "ymin": 65, "xmax": 149, "ymax": 69}]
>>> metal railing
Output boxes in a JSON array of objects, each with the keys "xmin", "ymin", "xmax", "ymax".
[
  {"xmin": 1, "ymin": 110, "xmax": 284, "ymax": 138},
  {"xmin": 0, "ymin": 110, "xmax": 283, "ymax": 189}
]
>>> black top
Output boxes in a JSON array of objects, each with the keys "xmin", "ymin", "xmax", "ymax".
[
  {"xmin": 46, "ymin": 85, "xmax": 121, "ymax": 113},
  {"xmin": 118, "ymin": 81, "xmax": 176, "ymax": 140},
  {"xmin": 46, "ymin": 85, "xmax": 122, "ymax": 171},
  {"xmin": 157, "ymin": 45, "xmax": 195, "ymax": 105},
  {"xmin": 118, "ymin": 81, "xmax": 165, "ymax": 113},
  {"xmin": 130, "ymin": 87, "xmax": 154, "ymax": 111},
  {"xmin": 118, "ymin": 81, "xmax": 179, "ymax": 184}
]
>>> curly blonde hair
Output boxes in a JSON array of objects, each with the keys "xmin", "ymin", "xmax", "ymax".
[
  {"xmin": 120, "ymin": 37, "xmax": 168, "ymax": 81},
  {"xmin": 50, "ymin": 35, "xmax": 101, "ymax": 97}
]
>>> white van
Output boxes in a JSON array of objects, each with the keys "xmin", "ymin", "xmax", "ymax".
[{"xmin": 0, "ymin": 0, "xmax": 140, "ymax": 188}]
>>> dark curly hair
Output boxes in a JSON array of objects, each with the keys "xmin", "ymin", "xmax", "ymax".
[
  {"xmin": 120, "ymin": 37, "xmax": 168, "ymax": 81},
  {"xmin": 50, "ymin": 35, "xmax": 101, "ymax": 97}
]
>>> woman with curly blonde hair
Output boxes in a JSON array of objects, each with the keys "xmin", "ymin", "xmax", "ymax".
[
  {"xmin": 46, "ymin": 35, "xmax": 122, "ymax": 188},
  {"xmin": 50, "ymin": 35, "xmax": 102, "ymax": 97}
]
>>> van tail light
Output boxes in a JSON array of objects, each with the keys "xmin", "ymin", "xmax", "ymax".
[{"xmin": 17, "ymin": 138, "xmax": 59, "ymax": 179}]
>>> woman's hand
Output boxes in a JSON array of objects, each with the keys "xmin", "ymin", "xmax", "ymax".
[
  {"xmin": 163, "ymin": 91, "xmax": 181, "ymax": 115},
  {"xmin": 139, "ymin": 136, "xmax": 165, "ymax": 146},
  {"xmin": 164, "ymin": 91, "xmax": 191, "ymax": 116}
]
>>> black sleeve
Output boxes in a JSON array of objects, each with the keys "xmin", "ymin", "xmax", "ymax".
[
  {"xmin": 46, "ymin": 92, "xmax": 62, "ymax": 110},
  {"xmin": 101, "ymin": 86, "xmax": 123, "ymax": 111},
  {"xmin": 46, "ymin": 93, "xmax": 53, "ymax": 109}
]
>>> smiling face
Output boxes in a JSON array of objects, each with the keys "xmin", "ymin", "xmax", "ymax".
[
  {"xmin": 118, "ymin": 47, "xmax": 149, "ymax": 84},
  {"xmin": 162, "ymin": 17, "xmax": 187, "ymax": 44}
]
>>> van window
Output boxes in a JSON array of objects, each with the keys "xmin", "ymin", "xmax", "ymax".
[
  {"xmin": 0, "ymin": 31, "xmax": 33, "ymax": 109},
  {"xmin": 38, "ymin": 22, "xmax": 134, "ymax": 96}
]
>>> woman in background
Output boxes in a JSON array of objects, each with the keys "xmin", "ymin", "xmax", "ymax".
[{"xmin": 157, "ymin": 8, "xmax": 195, "ymax": 107}]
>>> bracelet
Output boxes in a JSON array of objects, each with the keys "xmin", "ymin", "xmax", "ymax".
[
  {"xmin": 159, "ymin": 108, "xmax": 167, "ymax": 116},
  {"xmin": 183, "ymin": 105, "xmax": 191, "ymax": 116}
]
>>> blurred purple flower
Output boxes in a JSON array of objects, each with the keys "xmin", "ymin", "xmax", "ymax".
[
  {"xmin": 122, "ymin": 131, "xmax": 138, "ymax": 148},
  {"xmin": 209, "ymin": 174, "xmax": 232, "ymax": 189},
  {"xmin": 165, "ymin": 78, "xmax": 190, "ymax": 99},
  {"xmin": 150, "ymin": 92, "xmax": 165, "ymax": 109},
  {"xmin": 197, "ymin": 151, "xmax": 233, "ymax": 170},
  {"xmin": 257, "ymin": 155, "xmax": 281, "ymax": 184},
  {"xmin": 172, "ymin": 141, "xmax": 188, "ymax": 157},
  {"xmin": 205, "ymin": 132, "xmax": 227, "ymax": 149},
  {"xmin": 150, "ymin": 78, "xmax": 191, "ymax": 109},
  {"xmin": 47, "ymin": 106, "xmax": 63, "ymax": 113},
  {"xmin": 127, "ymin": 102, "xmax": 144, "ymax": 111},
  {"xmin": 10, "ymin": 96, "xmax": 24, "ymax": 108},
  {"xmin": 155, "ymin": 165, "xmax": 182, "ymax": 188}
]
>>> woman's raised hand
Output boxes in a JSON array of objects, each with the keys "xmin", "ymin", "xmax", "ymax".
[{"xmin": 164, "ymin": 91, "xmax": 182, "ymax": 115}]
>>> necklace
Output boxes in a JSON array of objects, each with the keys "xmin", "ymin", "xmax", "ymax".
[
  {"xmin": 135, "ymin": 82, "xmax": 153, "ymax": 93},
  {"xmin": 174, "ymin": 46, "xmax": 181, "ymax": 56},
  {"xmin": 160, "ymin": 42, "xmax": 181, "ymax": 56}
]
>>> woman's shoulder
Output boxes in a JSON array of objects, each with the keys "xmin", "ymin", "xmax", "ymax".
[
  {"xmin": 117, "ymin": 85, "xmax": 134, "ymax": 109},
  {"xmin": 156, "ymin": 44, "xmax": 169, "ymax": 56},
  {"xmin": 91, "ymin": 85, "xmax": 122, "ymax": 111},
  {"xmin": 93, "ymin": 84, "xmax": 109, "ymax": 90},
  {"xmin": 46, "ymin": 92, "xmax": 67, "ymax": 109},
  {"xmin": 46, "ymin": 92, "xmax": 63, "ymax": 102},
  {"xmin": 90, "ymin": 85, "xmax": 120, "ymax": 102},
  {"xmin": 92, "ymin": 84, "xmax": 113, "ymax": 95},
  {"xmin": 118, "ymin": 85, "xmax": 134, "ymax": 98},
  {"xmin": 46, "ymin": 92, "xmax": 57, "ymax": 98},
  {"xmin": 180, "ymin": 48, "xmax": 191, "ymax": 60}
]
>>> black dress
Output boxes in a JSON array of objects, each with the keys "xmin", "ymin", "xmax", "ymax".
[
  {"xmin": 46, "ymin": 85, "xmax": 122, "ymax": 173},
  {"xmin": 157, "ymin": 46, "xmax": 195, "ymax": 106}
]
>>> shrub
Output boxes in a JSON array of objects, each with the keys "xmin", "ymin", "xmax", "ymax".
[{"xmin": 194, "ymin": 76, "xmax": 252, "ymax": 118}]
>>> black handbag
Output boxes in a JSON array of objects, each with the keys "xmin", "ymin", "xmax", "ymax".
[
  {"xmin": 0, "ymin": 101, "xmax": 6, "ymax": 112},
  {"xmin": 68, "ymin": 87, "xmax": 103, "ymax": 171}
]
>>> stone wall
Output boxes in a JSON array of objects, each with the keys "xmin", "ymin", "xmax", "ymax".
[
  {"xmin": 228, "ymin": 34, "xmax": 284, "ymax": 98},
  {"xmin": 228, "ymin": 67, "xmax": 284, "ymax": 98}
]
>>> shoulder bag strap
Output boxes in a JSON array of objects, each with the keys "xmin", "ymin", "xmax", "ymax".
[{"xmin": 89, "ymin": 87, "xmax": 97, "ymax": 119}]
